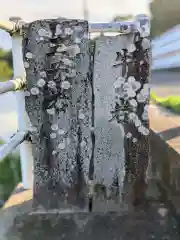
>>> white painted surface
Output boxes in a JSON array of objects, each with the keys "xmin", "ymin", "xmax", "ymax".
[{"xmin": 11, "ymin": 35, "xmax": 33, "ymax": 189}]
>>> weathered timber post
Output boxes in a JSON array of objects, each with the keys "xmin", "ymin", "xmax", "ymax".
[
  {"xmin": 115, "ymin": 15, "xmax": 151, "ymax": 207},
  {"xmin": 22, "ymin": 19, "xmax": 93, "ymax": 211},
  {"xmin": 92, "ymin": 15, "xmax": 151, "ymax": 211}
]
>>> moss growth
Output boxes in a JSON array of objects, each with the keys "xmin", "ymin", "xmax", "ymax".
[
  {"xmin": 0, "ymin": 140, "xmax": 21, "ymax": 202},
  {"xmin": 151, "ymin": 92, "xmax": 180, "ymax": 114}
]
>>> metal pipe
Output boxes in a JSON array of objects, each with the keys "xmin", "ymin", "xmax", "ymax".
[
  {"xmin": 89, "ymin": 21, "xmax": 136, "ymax": 33},
  {"xmin": 0, "ymin": 20, "xmax": 16, "ymax": 33},
  {"xmin": 11, "ymin": 34, "xmax": 34, "ymax": 189},
  {"xmin": 0, "ymin": 131, "xmax": 28, "ymax": 160},
  {"xmin": 0, "ymin": 77, "xmax": 26, "ymax": 94}
]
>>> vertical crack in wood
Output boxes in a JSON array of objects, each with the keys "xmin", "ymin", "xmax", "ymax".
[{"xmin": 88, "ymin": 39, "xmax": 96, "ymax": 212}]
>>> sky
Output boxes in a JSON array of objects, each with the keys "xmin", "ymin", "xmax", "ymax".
[{"xmin": 0, "ymin": 0, "xmax": 150, "ymax": 49}]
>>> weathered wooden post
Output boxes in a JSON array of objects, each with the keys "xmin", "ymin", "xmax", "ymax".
[
  {"xmin": 22, "ymin": 15, "xmax": 151, "ymax": 212},
  {"xmin": 111, "ymin": 14, "xmax": 151, "ymax": 207},
  {"xmin": 22, "ymin": 19, "xmax": 93, "ymax": 210},
  {"xmin": 88, "ymin": 14, "xmax": 151, "ymax": 211}
]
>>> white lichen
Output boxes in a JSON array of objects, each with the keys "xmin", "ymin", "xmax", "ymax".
[
  {"xmin": 58, "ymin": 129, "xmax": 65, "ymax": 135},
  {"xmin": 66, "ymin": 138, "xmax": 71, "ymax": 145},
  {"xmin": 38, "ymin": 28, "xmax": 52, "ymax": 38},
  {"xmin": 123, "ymin": 83, "xmax": 136, "ymax": 99},
  {"xmin": 51, "ymin": 124, "xmax": 58, "ymax": 131},
  {"xmin": 62, "ymin": 58, "xmax": 74, "ymax": 66},
  {"xmin": 37, "ymin": 78, "xmax": 46, "ymax": 88},
  {"xmin": 127, "ymin": 44, "xmax": 136, "ymax": 53},
  {"xmin": 30, "ymin": 87, "xmax": 39, "ymax": 95},
  {"xmin": 136, "ymin": 93, "xmax": 147, "ymax": 103},
  {"xmin": 126, "ymin": 132, "xmax": 132, "ymax": 139},
  {"xmin": 119, "ymin": 115, "xmax": 124, "ymax": 121},
  {"xmin": 74, "ymin": 25, "xmax": 83, "ymax": 32},
  {"xmin": 113, "ymin": 77, "xmax": 125, "ymax": 90},
  {"xmin": 47, "ymin": 108, "xmax": 55, "ymax": 115},
  {"xmin": 128, "ymin": 76, "xmax": 141, "ymax": 92},
  {"xmin": 141, "ymin": 23, "xmax": 150, "ymax": 38},
  {"xmin": 83, "ymin": 32, "xmax": 88, "ymax": 39},
  {"xmin": 138, "ymin": 126, "xmax": 149, "ymax": 136},
  {"xmin": 74, "ymin": 38, "xmax": 81, "ymax": 44},
  {"xmin": 58, "ymin": 141, "xmax": 66, "ymax": 150},
  {"xmin": 47, "ymin": 81, "xmax": 56, "ymax": 89},
  {"xmin": 40, "ymin": 71, "xmax": 47, "ymax": 78},
  {"xmin": 55, "ymin": 99, "xmax": 63, "ymax": 109},
  {"xmin": 144, "ymin": 104, "xmax": 149, "ymax": 111},
  {"xmin": 142, "ymin": 38, "xmax": 150, "ymax": 50},
  {"xmin": 158, "ymin": 208, "xmax": 168, "ymax": 217},
  {"xmin": 60, "ymin": 73, "xmax": 66, "ymax": 81},
  {"xmin": 50, "ymin": 133, "xmax": 57, "ymax": 139},
  {"xmin": 80, "ymin": 140, "xmax": 86, "ymax": 148},
  {"xmin": 52, "ymin": 150, "xmax": 57, "ymax": 156},
  {"xmin": 134, "ymin": 119, "xmax": 142, "ymax": 127},
  {"xmin": 64, "ymin": 28, "xmax": 73, "ymax": 36},
  {"xmin": 128, "ymin": 112, "xmax": 138, "ymax": 122},
  {"xmin": 129, "ymin": 99, "xmax": 137, "ymax": 108},
  {"xmin": 79, "ymin": 112, "xmax": 85, "ymax": 120},
  {"xmin": 142, "ymin": 110, "xmax": 149, "ymax": 120},
  {"xmin": 55, "ymin": 24, "xmax": 62, "ymax": 36},
  {"xmin": 132, "ymin": 138, "xmax": 137, "ymax": 143},
  {"xmin": 66, "ymin": 69, "xmax": 77, "ymax": 78},
  {"xmin": 24, "ymin": 62, "xmax": 29, "ymax": 69},
  {"xmin": 26, "ymin": 52, "xmax": 33, "ymax": 59},
  {"xmin": 61, "ymin": 81, "xmax": 71, "ymax": 90},
  {"xmin": 69, "ymin": 44, "xmax": 80, "ymax": 56},
  {"xmin": 24, "ymin": 91, "xmax": 30, "ymax": 96}
]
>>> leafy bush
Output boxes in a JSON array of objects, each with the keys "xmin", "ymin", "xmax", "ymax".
[
  {"xmin": 0, "ymin": 48, "xmax": 13, "ymax": 81},
  {"xmin": 151, "ymin": 92, "xmax": 180, "ymax": 114},
  {"xmin": 0, "ymin": 140, "xmax": 21, "ymax": 202}
]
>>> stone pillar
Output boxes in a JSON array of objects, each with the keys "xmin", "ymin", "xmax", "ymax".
[{"xmin": 22, "ymin": 19, "xmax": 93, "ymax": 211}]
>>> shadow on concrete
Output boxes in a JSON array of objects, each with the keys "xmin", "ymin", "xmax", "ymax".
[{"xmin": 159, "ymin": 126, "xmax": 180, "ymax": 141}]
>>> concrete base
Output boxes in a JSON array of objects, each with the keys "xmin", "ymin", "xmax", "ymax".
[{"xmin": 0, "ymin": 184, "xmax": 179, "ymax": 240}]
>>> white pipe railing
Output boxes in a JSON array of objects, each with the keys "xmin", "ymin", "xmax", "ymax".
[
  {"xmin": 0, "ymin": 131, "xmax": 28, "ymax": 160},
  {"xmin": 89, "ymin": 21, "xmax": 136, "ymax": 33},
  {"xmin": 11, "ymin": 33, "xmax": 34, "ymax": 189},
  {"xmin": 0, "ymin": 20, "xmax": 16, "ymax": 33},
  {"xmin": 0, "ymin": 77, "xmax": 26, "ymax": 94},
  {"xmin": 0, "ymin": 18, "xmax": 33, "ymax": 189}
]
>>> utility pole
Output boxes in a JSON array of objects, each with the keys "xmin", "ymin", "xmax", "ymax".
[{"xmin": 83, "ymin": 0, "xmax": 89, "ymax": 21}]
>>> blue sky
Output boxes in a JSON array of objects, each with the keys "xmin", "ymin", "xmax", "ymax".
[{"xmin": 0, "ymin": 0, "xmax": 150, "ymax": 50}]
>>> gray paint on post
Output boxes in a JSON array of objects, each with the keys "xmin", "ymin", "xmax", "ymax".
[
  {"xmin": 92, "ymin": 17, "xmax": 151, "ymax": 209},
  {"xmin": 22, "ymin": 19, "xmax": 92, "ymax": 211},
  {"xmin": 92, "ymin": 35, "xmax": 135, "ymax": 211}
]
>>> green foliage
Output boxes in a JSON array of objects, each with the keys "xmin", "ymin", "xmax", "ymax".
[
  {"xmin": 3, "ymin": 50, "xmax": 13, "ymax": 68},
  {"xmin": 0, "ymin": 140, "xmax": 21, "ymax": 202},
  {"xmin": 0, "ymin": 48, "xmax": 13, "ymax": 81},
  {"xmin": 113, "ymin": 14, "xmax": 133, "ymax": 22},
  {"xmin": 0, "ymin": 60, "xmax": 13, "ymax": 81},
  {"xmin": 151, "ymin": 91, "xmax": 180, "ymax": 113},
  {"xmin": 150, "ymin": 0, "xmax": 180, "ymax": 37}
]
